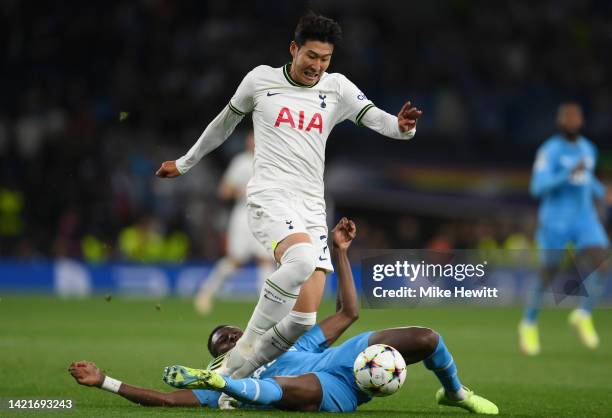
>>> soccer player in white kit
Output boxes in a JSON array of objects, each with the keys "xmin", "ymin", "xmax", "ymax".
[
  {"xmin": 194, "ymin": 131, "xmax": 275, "ymax": 315},
  {"xmin": 156, "ymin": 13, "xmax": 422, "ymax": 380}
]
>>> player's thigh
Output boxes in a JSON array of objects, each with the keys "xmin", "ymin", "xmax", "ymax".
[
  {"xmin": 247, "ymin": 190, "xmax": 311, "ymax": 262},
  {"xmin": 368, "ymin": 327, "xmax": 439, "ymax": 364},
  {"xmin": 273, "ymin": 374, "xmax": 322, "ymax": 411},
  {"xmin": 308, "ymin": 372, "xmax": 360, "ymax": 412},
  {"xmin": 536, "ymin": 224, "xmax": 571, "ymax": 270},
  {"xmin": 293, "ymin": 269, "xmax": 327, "ymax": 313},
  {"xmin": 276, "ymin": 372, "xmax": 361, "ymax": 413},
  {"xmin": 301, "ymin": 197, "xmax": 334, "ymax": 273}
]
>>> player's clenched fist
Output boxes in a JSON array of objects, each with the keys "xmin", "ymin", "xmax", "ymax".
[
  {"xmin": 155, "ymin": 161, "xmax": 181, "ymax": 178},
  {"xmin": 397, "ymin": 101, "xmax": 423, "ymax": 132},
  {"xmin": 332, "ymin": 217, "xmax": 357, "ymax": 251},
  {"xmin": 68, "ymin": 361, "xmax": 105, "ymax": 387}
]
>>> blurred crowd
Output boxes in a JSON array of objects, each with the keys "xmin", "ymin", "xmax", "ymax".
[{"xmin": 1, "ymin": 0, "xmax": 611, "ymax": 261}]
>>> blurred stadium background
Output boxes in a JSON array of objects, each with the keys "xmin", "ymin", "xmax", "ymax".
[
  {"xmin": 2, "ymin": 2, "xmax": 612, "ymax": 416},
  {"xmin": 0, "ymin": 0, "xmax": 611, "ymax": 300},
  {"xmin": 0, "ymin": 0, "xmax": 612, "ymax": 293}
]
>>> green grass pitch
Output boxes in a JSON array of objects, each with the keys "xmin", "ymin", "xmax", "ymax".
[{"xmin": 1, "ymin": 296, "xmax": 611, "ymax": 417}]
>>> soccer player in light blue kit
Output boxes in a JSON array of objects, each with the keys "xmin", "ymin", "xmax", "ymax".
[
  {"xmin": 519, "ymin": 102, "xmax": 609, "ymax": 355},
  {"xmin": 69, "ymin": 218, "xmax": 498, "ymax": 414}
]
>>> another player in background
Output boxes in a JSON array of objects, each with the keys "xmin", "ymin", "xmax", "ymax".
[
  {"xmin": 156, "ymin": 12, "xmax": 422, "ymax": 381},
  {"xmin": 519, "ymin": 102, "xmax": 610, "ymax": 355},
  {"xmin": 194, "ymin": 131, "xmax": 274, "ymax": 315}
]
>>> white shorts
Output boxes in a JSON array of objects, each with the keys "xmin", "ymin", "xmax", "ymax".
[
  {"xmin": 227, "ymin": 204, "xmax": 271, "ymax": 263},
  {"xmin": 247, "ymin": 189, "xmax": 333, "ymax": 273}
]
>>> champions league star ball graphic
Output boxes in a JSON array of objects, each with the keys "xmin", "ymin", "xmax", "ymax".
[{"xmin": 353, "ymin": 344, "xmax": 407, "ymax": 397}]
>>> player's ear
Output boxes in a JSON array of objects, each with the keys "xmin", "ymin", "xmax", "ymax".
[{"xmin": 289, "ymin": 41, "xmax": 298, "ymax": 59}]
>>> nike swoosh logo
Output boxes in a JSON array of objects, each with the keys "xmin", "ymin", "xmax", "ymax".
[
  {"xmin": 267, "ymin": 92, "xmax": 281, "ymax": 96},
  {"xmin": 319, "ymin": 256, "xmax": 328, "ymax": 261}
]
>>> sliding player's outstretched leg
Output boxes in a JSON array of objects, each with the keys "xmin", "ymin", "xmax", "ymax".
[
  {"xmin": 164, "ymin": 364, "xmax": 321, "ymax": 410},
  {"xmin": 370, "ymin": 327, "xmax": 499, "ymax": 415}
]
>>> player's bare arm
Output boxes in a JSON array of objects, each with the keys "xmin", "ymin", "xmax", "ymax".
[
  {"xmin": 68, "ymin": 361, "xmax": 199, "ymax": 407},
  {"xmin": 318, "ymin": 217, "xmax": 359, "ymax": 345}
]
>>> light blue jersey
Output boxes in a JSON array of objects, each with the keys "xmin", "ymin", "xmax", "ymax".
[
  {"xmin": 531, "ymin": 134, "xmax": 608, "ymax": 250},
  {"xmin": 193, "ymin": 325, "xmax": 373, "ymax": 412}
]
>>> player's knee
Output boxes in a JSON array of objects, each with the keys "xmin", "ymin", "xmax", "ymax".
[
  {"xmin": 280, "ymin": 243, "xmax": 316, "ymax": 286},
  {"xmin": 288, "ymin": 310, "xmax": 317, "ymax": 334},
  {"xmin": 416, "ymin": 328, "xmax": 439, "ymax": 355}
]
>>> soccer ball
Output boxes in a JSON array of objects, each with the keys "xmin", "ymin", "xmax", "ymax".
[{"xmin": 353, "ymin": 344, "xmax": 407, "ymax": 397}]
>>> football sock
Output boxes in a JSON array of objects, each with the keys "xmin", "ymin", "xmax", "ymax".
[
  {"xmin": 237, "ymin": 243, "xmax": 315, "ymax": 352},
  {"xmin": 523, "ymin": 278, "xmax": 545, "ymax": 324},
  {"xmin": 423, "ymin": 336, "xmax": 464, "ymax": 400},
  {"xmin": 580, "ymin": 271, "xmax": 605, "ymax": 314},
  {"xmin": 218, "ymin": 244, "xmax": 315, "ymax": 377},
  {"xmin": 221, "ymin": 377, "xmax": 283, "ymax": 405},
  {"xmin": 198, "ymin": 258, "xmax": 236, "ymax": 296},
  {"xmin": 233, "ymin": 310, "xmax": 317, "ymax": 379}
]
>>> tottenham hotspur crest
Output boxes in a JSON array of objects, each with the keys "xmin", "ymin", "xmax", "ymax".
[{"xmin": 319, "ymin": 93, "xmax": 327, "ymax": 108}]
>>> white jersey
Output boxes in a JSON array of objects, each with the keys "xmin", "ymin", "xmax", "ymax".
[
  {"xmin": 222, "ymin": 151, "xmax": 253, "ymax": 206},
  {"xmin": 229, "ymin": 64, "xmax": 375, "ymax": 202},
  {"xmin": 175, "ymin": 64, "xmax": 415, "ymax": 199}
]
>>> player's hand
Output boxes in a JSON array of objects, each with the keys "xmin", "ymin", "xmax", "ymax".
[
  {"xmin": 397, "ymin": 101, "xmax": 422, "ymax": 133},
  {"xmin": 155, "ymin": 161, "xmax": 181, "ymax": 178},
  {"xmin": 332, "ymin": 217, "xmax": 357, "ymax": 251},
  {"xmin": 571, "ymin": 159, "xmax": 586, "ymax": 176},
  {"xmin": 68, "ymin": 361, "xmax": 105, "ymax": 387}
]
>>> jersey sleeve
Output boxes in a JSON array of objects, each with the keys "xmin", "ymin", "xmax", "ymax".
[
  {"xmin": 191, "ymin": 389, "xmax": 221, "ymax": 407},
  {"xmin": 337, "ymin": 74, "xmax": 375, "ymax": 126},
  {"xmin": 530, "ymin": 141, "xmax": 571, "ymax": 197},
  {"xmin": 293, "ymin": 324, "xmax": 329, "ymax": 353},
  {"xmin": 588, "ymin": 142, "xmax": 606, "ymax": 199},
  {"xmin": 229, "ymin": 69, "xmax": 257, "ymax": 116}
]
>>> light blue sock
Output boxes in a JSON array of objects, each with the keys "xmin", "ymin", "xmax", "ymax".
[
  {"xmin": 423, "ymin": 336, "xmax": 462, "ymax": 394},
  {"xmin": 523, "ymin": 278, "xmax": 545, "ymax": 323},
  {"xmin": 580, "ymin": 271, "xmax": 606, "ymax": 314},
  {"xmin": 221, "ymin": 377, "xmax": 283, "ymax": 405}
]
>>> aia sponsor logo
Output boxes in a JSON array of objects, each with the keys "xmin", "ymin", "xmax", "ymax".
[{"xmin": 274, "ymin": 107, "xmax": 323, "ymax": 134}]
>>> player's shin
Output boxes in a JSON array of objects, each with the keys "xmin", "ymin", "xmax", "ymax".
[
  {"xmin": 218, "ymin": 244, "xmax": 315, "ymax": 376},
  {"xmin": 236, "ymin": 243, "xmax": 315, "ymax": 352},
  {"xmin": 233, "ymin": 310, "xmax": 317, "ymax": 379},
  {"xmin": 221, "ymin": 377, "xmax": 283, "ymax": 405},
  {"xmin": 423, "ymin": 335, "xmax": 465, "ymax": 401}
]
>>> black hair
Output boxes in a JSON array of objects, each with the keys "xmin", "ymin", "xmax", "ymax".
[
  {"xmin": 207, "ymin": 324, "xmax": 230, "ymax": 357},
  {"xmin": 294, "ymin": 12, "xmax": 342, "ymax": 47}
]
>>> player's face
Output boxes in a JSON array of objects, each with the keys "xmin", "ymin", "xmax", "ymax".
[
  {"xmin": 211, "ymin": 326, "xmax": 243, "ymax": 356},
  {"xmin": 289, "ymin": 40, "xmax": 334, "ymax": 85},
  {"xmin": 557, "ymin": 104, "xmax": 583, "ymax": 136}
]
